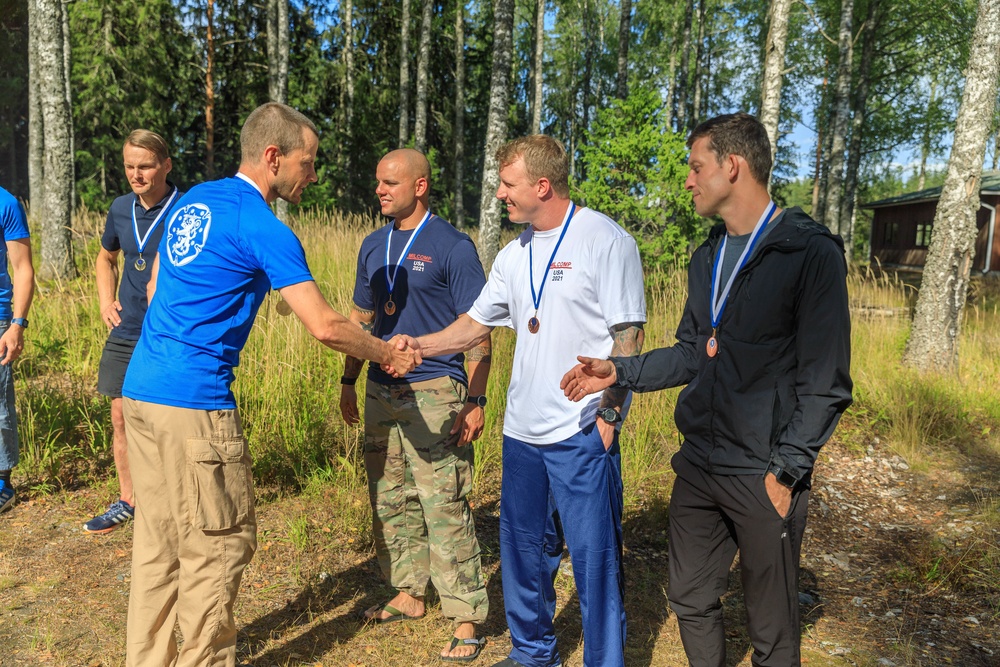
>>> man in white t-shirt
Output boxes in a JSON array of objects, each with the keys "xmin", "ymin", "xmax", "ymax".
[{"xmin": 390, "ymin": 135, "xmax": 646, "ymax": 667}]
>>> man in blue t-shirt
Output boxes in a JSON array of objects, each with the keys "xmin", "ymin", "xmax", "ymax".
[
  {"xmin": 340, "ymin": 149, "xmax": 490, "ymax": 662},
  {"xmin": 0, "ymin": 186, "xmax": 34, "ymax": 516},
  {"xmin": 85, "ymin": 129, "xmax": 182, "ymax": 534},
  {"xmin": 120, "ymin": 103, "xmax": 419, "ymax": 667}
]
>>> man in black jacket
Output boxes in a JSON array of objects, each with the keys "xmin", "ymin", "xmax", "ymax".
[{"xmin": 560, "ymin": 113, "xmax": 853, "ymax": 667}]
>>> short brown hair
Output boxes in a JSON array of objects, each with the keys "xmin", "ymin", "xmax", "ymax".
[
  {"xmin": 240, "ymin": 102, "xmax": 319, "ymax": 164},
  {"xmin": 495, "ymin": 135, "xmax": 570, "ymax": 197},
  {"xmin": 124, "ymin": 129, "xmax": 170, "ymax": 163},
  {"xmin": 687, "ymin": 113, "xmax": 772, "ymax": 185}
]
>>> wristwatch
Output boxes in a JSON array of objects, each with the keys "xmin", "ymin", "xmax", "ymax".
[
  {"xmin": 597, "ymin": 407, "xmax": 623, "ymax": 425},
  {"xmin": 467, "ymin": 395, "xmax": 487, "ymax": 408},
  {"xmin": 767, "ymin": 460, "xmax": 801, "ymax": 489},
  {"xmin": 11, "ymin": 317, "xmax": 27, "ymax": 329}
]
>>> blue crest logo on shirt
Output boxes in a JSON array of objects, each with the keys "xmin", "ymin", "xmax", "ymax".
[{"xmin": 165, "ymin": 203, "xmax": 212, "ymax": 267}]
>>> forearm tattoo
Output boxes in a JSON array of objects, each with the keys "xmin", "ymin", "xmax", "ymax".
[
  {"xmin": 344, "ymin": 309, "xmax": 376, "ymax": 378},
  {"xmin": 600, "ymin": 323, "xmax": 644, "ymax": 409},
  {"xmin": 466, "ymin": 340, "xmax": 492, "ymax": 364}
]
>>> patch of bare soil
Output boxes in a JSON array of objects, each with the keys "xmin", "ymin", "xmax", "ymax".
[{"xmin": 0, "ymin": 438, "xmax": 997, "ymax": 666}]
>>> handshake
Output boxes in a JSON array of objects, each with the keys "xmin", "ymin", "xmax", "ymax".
[{"xmin": 382, "ymin": 334, "xmax": 422, "ymax": 377}]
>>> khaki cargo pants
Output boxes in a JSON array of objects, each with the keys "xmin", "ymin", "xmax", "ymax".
[
  {"xmin": 364, "ymin": 376, "xmax": 488, "ymax": 624},
  {"xmin": 123, "ymin": 398, "xmax": 257, "ymax": 667}
]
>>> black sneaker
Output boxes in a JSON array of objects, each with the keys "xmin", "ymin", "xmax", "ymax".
[
  {"xmin": 83, "ymin": 499, "xmax": 135, "ymax": 534},
  {"xmin": 0, "ymin": 480, "xmax": 13, "ymax": 514}
]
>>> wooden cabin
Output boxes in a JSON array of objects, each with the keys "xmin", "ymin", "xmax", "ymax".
[{"xmin": 863, "ymin": 171, "xmax": 1000, "ymax": 274}]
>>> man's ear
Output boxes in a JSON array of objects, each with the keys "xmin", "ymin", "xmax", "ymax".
[
  {"xmin": 726, "ymin": 153, "xmax": 741, "ymax": 182},
  {"xmin": 263, "ymin": 145, "xmax": 282, "ymax": 173},
  {"xmin": 164, "ymin": 157, "xmax": 173, "ymax": 176},
  {"xmin": 414, "ymin": 176, "xmax": 429, "ymax": 196},
  {"xmin": 536, "ymin": 177, "xmax": 553, "ymax": 198}
]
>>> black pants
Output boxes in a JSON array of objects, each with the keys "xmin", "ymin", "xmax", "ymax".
[{"xmin": 668, "ymin": 453, "xmax": 810, "ymax": 667}]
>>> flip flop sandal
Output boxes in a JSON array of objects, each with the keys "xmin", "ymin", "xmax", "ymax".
[
  {"xmin": 366, "ymin": 602, "xmax": 422, "ymax": 624},
  {"xmin": 440, "ymin": 636, "xmax": 485, "ymax": 663}
]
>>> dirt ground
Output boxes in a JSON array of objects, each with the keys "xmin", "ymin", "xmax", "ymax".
[{"xmin": 0, "ymin": 438, "xmax": 997, "ymax": 667}]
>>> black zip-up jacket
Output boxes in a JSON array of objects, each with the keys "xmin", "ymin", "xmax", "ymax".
[{"xmin": 612, "ymin": 207, "xmax": 853, "ymax": 481}]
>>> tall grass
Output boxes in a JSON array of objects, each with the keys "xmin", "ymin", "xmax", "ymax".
[{"xmin": 15, "ymin": 210, "xmax": 1000, "ymax": 524}]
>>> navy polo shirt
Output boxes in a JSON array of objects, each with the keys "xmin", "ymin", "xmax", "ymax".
[{"xmin": 101, "ymin": 184, "xmax": 183, "ymax": 340}]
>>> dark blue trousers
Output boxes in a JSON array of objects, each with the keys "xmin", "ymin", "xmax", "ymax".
[{"xmin": 500, "ymin": 425, "xmax": 626, "ymax": 667}]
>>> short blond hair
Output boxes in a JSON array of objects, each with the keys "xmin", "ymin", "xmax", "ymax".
[
  {"xmin": 124, "ymin": 129, "xmax": 170, "ymax": 163},
  {"xmin": 495, "ymin": 135, "xmax": 570, "ymax": 197},
  {"xmin": 240, "ymin": 102, "xmax": 319, "ymax": 164}
]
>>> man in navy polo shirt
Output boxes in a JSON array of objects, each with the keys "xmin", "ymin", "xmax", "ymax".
[
  {"xmin": 85, "ymin": 129, "xmax": 182, "ymax": 534},
  {"xmin": 340, "ymin": 149, "xmax": 490, "ymax": 662},
  {"xmin": 0, "ymin": 185, "xmax": 34, "ymax": 516},
  {"xmin": 120, "ymin": 103, "xmax": 419, "ymax": 666}
]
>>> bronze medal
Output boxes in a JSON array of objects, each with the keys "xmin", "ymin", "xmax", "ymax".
[
  {"xmin": 134, "ymin": 255, "xmax": 147, "ymax": 272},
  {"xmin": 384, "ymin": 299, "xmax": 397, "ymax": 316},
  {"xmin": 528, "ymin": 316, "xmax": 540, "ymax": 334},
  {"xmin": 276, "ymin": 299, "xmax": 292, "ymax": 316},
  {"xmin": 706, "ymin": 335, "xmax": 718, "ymax": 357}
]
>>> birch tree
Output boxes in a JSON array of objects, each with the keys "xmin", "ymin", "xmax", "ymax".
[
  {"xmin": 759, "ymin": 0, "xmax": 793, "ymax": 186},
  {"xmin": 616, "ymin": 0, "xmax": 632, "ymax": 99},
  {"xmin": 267, "ymin": 0, "xmax": 289, "ymax": 220},
  {"xmin": 531, "ymin": 0, "xmax": 545, "ymax": 133},
  {"xmin": 398, "ymin": 0, "xmax": 411, "ymax": 147},
  {"xmin": 904, "ymin": 0, "xmax": 1000, "ymax": 372},
  {"xmin": 205, "ymin": 0, "xmax": 216, "ymax": 179},
  {"xmin": 823, "ymin": 0, "xmax": 855, "ymax": 234},
  {"xmin": 453, "ymin": 0, "xmax": 466, "ymax": 227},
  {"xmin": 414, "ymin": 0, "xmax": 432, "ymax": 152},
  {"xmin": 478, "ymin": 0, "xmax": 515, "ymax": 270},
  {"xmin": 27, "ymin": 0, "xmax": 44, "ymax": 213},
  {"xmin": 35, "ymin": 0, "xmax": 75, "ymax": 279}
]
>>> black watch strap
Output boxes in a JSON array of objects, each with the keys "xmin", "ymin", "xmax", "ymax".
[
  {"xmin": 767, "ymin": 461, "xmax": 800, "ymax": 488},
  {"xmin": 598, "ymin": 407, "xmax": 623, "ymax": 424},
  {"xmin": 467, "ymin": 395, "xmax": 487, "ymax": 408}
]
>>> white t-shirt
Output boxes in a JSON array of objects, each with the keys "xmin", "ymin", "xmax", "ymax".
[{"xmin": 469, "ymin": 204, "xmax": 647, "ymax": 444}]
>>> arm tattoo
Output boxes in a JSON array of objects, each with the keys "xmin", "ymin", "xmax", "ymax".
[
  {"xmin": 344, "ymin": 309, "xmax": 377, "ymax": 378},
  {"xmin": 600, "ymin": 323, "xmax": 645, "ymax": 409},
  {"xmin": 466, "ymin": 340, "xmax": 492, "ymax": 364}
]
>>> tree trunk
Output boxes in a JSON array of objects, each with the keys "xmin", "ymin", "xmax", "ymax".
[
  {"xmin": 839, "ymin": 0, "xmax": 879, "ymax": 255},
  {"xmin": 616, "ymin": 0, "xmax": 631, "ymax": 99},
  {"xmin": 344, "ymin": 0, "xmax": 355, "ymax": 127},
  {"xmin": 811, "ymin": 69, "xmax": 829, "ymax": 215},
  {"xmin": 530, "ymin": 0, "xmax": 544, "ymax": 132},
  {"xmin": 414, "ymin": 0, "xmax": 432, "ymax": 152},
  {"xmin": 691, "ymin": 0, "xmax": 706, "ymax": 126},
  {"xmin": 760, "ymin": 0, "xmax": 793, "ymax": 187},
  {"xmin": 268, "ymin": 0, "xmax": 290, "ymax": 220},
  {"xmin": 918, "ymin": 78, "xmax": 937, "ymax": 190},
  {"xmin": 453, "ymin": 0, "xmax": 466, "ymax": 227},
  {"xmin": 27, "ymin": 0, "xmax": 44, "ymax": 217},
  {"xmin": 904, "ymin": 0, "xmax": 1000, "ymax": 373},
  {"xmin": 664, "ymin": 45, "xmax": 677, "ymax": 131},
  {"xmin": 675, "ymin": 0, "xmax": 694, "ymax": 131},
  {"xmin": 205, "ymin": 0, "xmax": 216, "ymax": 180},
  {"xmin": 477, "ymin": 0, "xmax": 515, "ymax": 271},
  {"xmin": 61, "ymin": 0, "xmax": 74, "ymax": 211},
  {"xmin": 398, "ymin": 0, "xmax": 411, "ymax": 148},
  {"xmin": 823, "ymin": 0, "xmax": 855, "ymax": 235},
  {"xmin": 36, "ymin": 0, "xmax": 75, "ymax": 279}
]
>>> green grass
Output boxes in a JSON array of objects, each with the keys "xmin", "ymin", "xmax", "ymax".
[{"xmin": 13, "ymin": 208, "xmax": 1000, "ymax": 603}]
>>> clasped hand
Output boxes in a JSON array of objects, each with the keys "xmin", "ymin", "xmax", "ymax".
[{"xmin": 382, "ymin": 334, "xmax": 422, "ymax": 378}]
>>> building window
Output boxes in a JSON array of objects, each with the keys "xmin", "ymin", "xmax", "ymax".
[
  {"xmin": 916, "ymin": 222, "xmax": 933, "ymax": 248},
  {"xmin": 884, "ymin": 221, "xmax": 899, "ymax": 247}
]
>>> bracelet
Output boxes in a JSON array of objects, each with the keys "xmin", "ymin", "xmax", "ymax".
[{"xmin": 340, "ymin": 376, "xmax": 358, "ymax": 386}]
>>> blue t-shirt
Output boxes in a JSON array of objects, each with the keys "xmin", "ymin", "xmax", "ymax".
[
  {"xmin": 101, "ymin": 184, "xmax": 183, "ymax": 340},
  {"xmin": 353, "ymin": 215, "xmax": 486, "ymax": 386},
  {"xmin": 122, "ymin": 176, "xmax": 313, "ymax": 409},
  {"xmin": 0, "ymin": 187, "xmax": 31, "ymax": 320}
]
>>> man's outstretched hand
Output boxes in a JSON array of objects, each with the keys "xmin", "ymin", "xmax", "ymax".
[
  {"xmin": 383, "ymin": 335, "xmax": 421, "ymax": 377},
  {"xmin": 560, "ymin": 356, "xmax": 617, "ymax": 401}
]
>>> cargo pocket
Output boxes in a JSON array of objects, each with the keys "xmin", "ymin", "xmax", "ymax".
[{"xmin": 186, "ymin": 437, "xmax": 251, "ymax": 531}]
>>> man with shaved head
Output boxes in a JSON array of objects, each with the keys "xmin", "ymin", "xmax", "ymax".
[{"xmin": 341, "ymin": 148, "xmax": 491, "ymax": 661}]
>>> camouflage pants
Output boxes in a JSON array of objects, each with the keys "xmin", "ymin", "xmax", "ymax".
[{"xmin": 364, "ymin": 375, "xmax": 488, "ymax": 624}]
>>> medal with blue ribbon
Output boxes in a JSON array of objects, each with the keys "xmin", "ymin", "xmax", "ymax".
[
  {"xmin": 131, "ymin": 187, "xmax": 177, "ymax": 272},
  {"xmin": 527, "ymin": 202, "xmax": 575, "ymax": 334},
  {"xmin": 706, "ymin": 200, "xmax": 777, "ymax": 357},
  {"xmin": 384, "ymin": 211, "xmax": 432, "ymax": 315}
]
